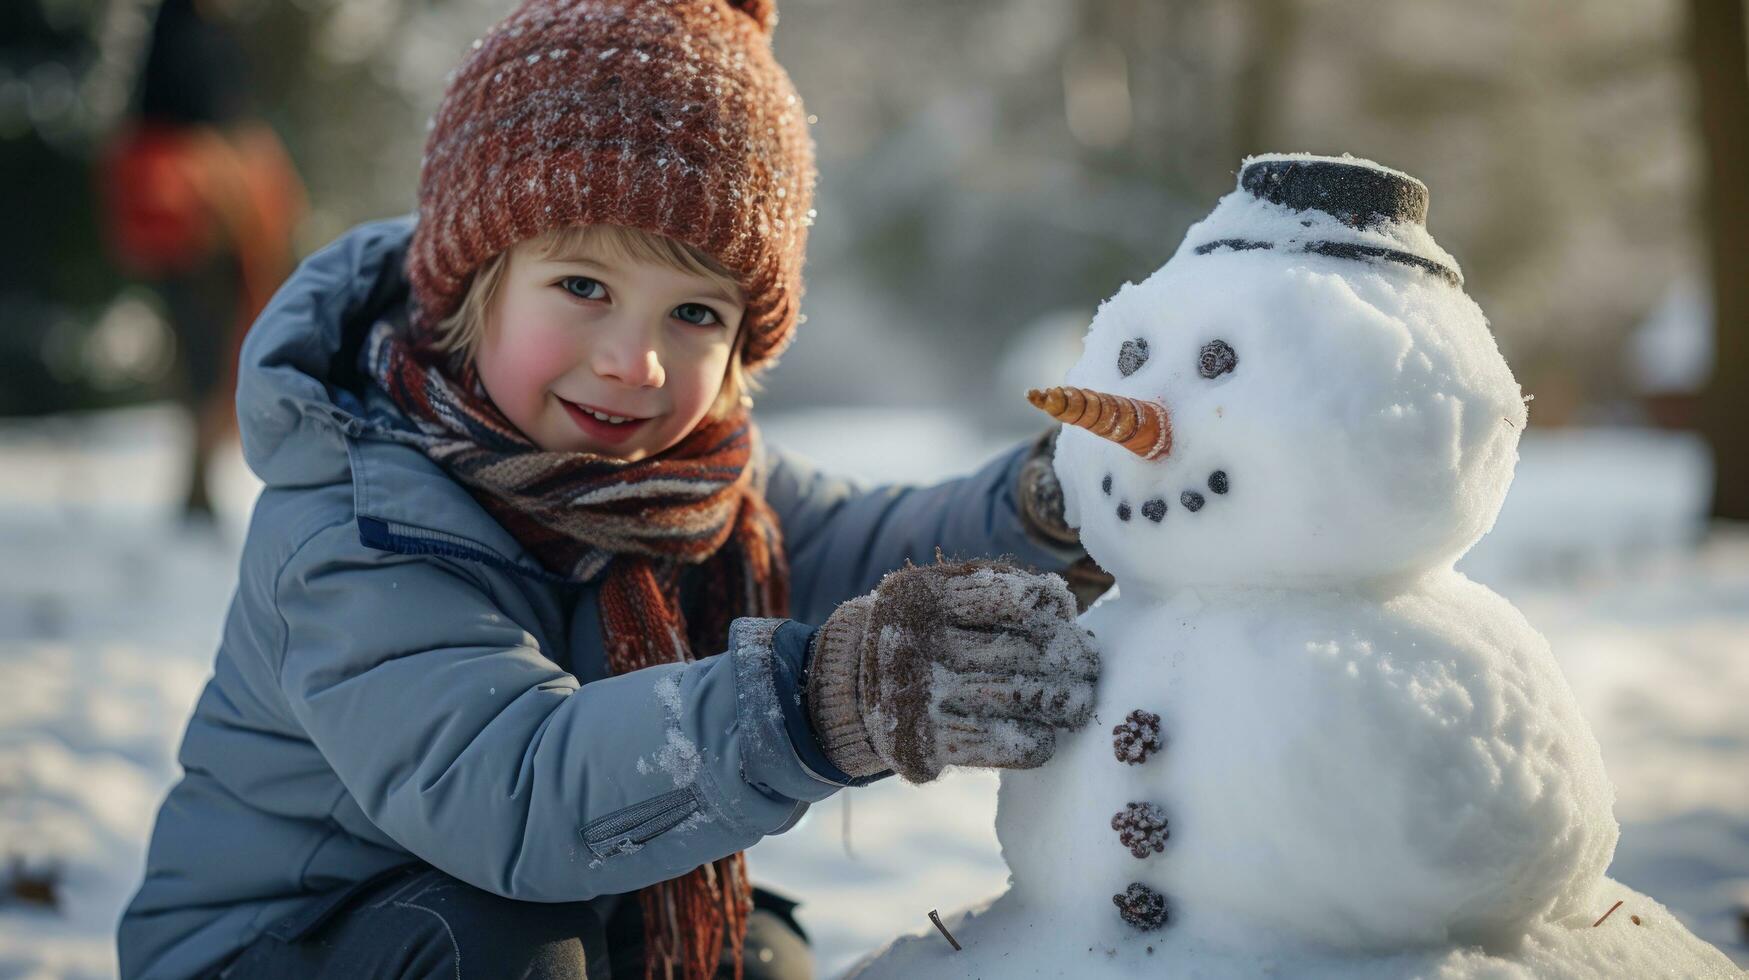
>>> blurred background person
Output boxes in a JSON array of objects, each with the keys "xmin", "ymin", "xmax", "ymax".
[{"xmin": 95, "ymin": 0, "xmax": 305, "ymax": 519}]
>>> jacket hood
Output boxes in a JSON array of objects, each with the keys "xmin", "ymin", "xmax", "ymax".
[{"xmin": 236, "ymin": 215, "xmax": 417, "ymax": 489}]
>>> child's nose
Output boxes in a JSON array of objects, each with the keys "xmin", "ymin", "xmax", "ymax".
[{"xmin": 590, "ymin": 330, "xmax": 666, "ymax": 389}]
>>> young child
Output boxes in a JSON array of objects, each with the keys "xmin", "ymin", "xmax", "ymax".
[{"xmin": 118, "ymin": 1, "xmax": 1101, "ymax": 977}]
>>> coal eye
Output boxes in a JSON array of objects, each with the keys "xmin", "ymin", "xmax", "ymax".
[
  {"xmin": 1198, "ymin": 340, "xmax": 1237, "ymax": 379},
  {"xmin": 1117, "ymin": 338, "xmax": 1149, "ymax": 377}
]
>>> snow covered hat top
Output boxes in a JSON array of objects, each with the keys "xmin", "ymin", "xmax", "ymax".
[
  {"xmin": 406, "ymin": 0, "xmax": 816, "ymax": 371},
  {"xmin": 1241, "ymin": 154, "xmax": 1428, "ymax": 228},
  {"xmin": 1187, "ymin": 153, "xmax": 1463, "ymax": 288}
]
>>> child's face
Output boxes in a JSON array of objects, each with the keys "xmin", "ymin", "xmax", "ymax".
[{"xmin": 474, "ymin": 237, "xmax": 744, "ymax": 461}]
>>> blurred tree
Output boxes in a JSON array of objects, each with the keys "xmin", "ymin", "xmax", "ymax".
[
  {"xmin": 0, "ymin": 0, "xmax": 126, "ymax": 414},
  {"xmin": 1689, "ymin": 0, "xmax": 1749, "ymax": 518}
]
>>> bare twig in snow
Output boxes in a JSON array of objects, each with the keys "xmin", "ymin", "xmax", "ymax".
[{"xmin": 928, "ymin": 909, "xmax": 962, "ymax": 951}]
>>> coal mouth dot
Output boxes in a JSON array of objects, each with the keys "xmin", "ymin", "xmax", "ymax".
[
  {"xmin": 1198, "ymin": 340, "xmax": 1237, "ymax": 380},
  {"xmin": 1141, "ymin": 498, "xmax": 1167, "ymax": 523},
  {"xmin": 1102, "ymin": 473, "xmax": 1113, "ymax": 496},
  {"xmin": 1208, "ymin": 470, "xmax": 1229, "ymax": 495},
  {"xmin": 1180, "ymin": 491, "xmax": 1205, "ymax": 513},
  {"xmin": 1116, "ymin": 502, "xmax": 1132, "ymax": 522}
]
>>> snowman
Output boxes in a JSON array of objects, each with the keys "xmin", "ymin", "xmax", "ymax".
[{"xmin": 849, "ymin": 154, "xmax": 1737, "ymax": 978}]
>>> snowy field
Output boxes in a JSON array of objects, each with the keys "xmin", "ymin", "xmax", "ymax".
[{"xmin": 0, "ymin": 403, "xmax": 1745, "ymax": 978}]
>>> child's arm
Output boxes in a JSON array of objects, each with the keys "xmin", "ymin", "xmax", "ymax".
[
  {"xmin": 272, "ymin": 519, "xmax": 842, "ymax": 904},
  {"xmin": 762, "ymin": 437, "xmax": 1086, "ymax": 625}
]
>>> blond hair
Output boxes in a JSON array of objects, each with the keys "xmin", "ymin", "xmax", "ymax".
[{"xmin": 428, "ymin": 224, "xmax": 757, "ymax": 419}]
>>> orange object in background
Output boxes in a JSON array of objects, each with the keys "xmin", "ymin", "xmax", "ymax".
[{"xmin": 97, "ymin": 119, "xmax": 305, "ymax": 334}]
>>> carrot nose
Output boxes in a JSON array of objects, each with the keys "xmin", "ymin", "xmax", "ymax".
[{"xmin": 1027, "ymin": 385, "xmax": 1173, "ymax": 460}]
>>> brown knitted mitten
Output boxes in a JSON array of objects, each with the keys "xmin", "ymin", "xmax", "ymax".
[{"xmin": 805, "ymin": 558, "xmax": 1100, "ymax": 783}]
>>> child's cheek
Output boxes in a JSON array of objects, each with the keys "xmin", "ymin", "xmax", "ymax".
[{"xmin": 494, "ymin": 322, "xmax": 578, "ymax": 408}]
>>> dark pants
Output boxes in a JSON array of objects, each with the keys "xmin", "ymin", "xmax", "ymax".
[
  {"xmin": 159, "ymin": 250, "xmax": 241, "ymax": 408},
  {"xmin": 215, "ymin": 865, "xmax": 812, "ymax": 979}
]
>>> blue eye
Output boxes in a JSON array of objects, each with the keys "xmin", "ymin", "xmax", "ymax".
[
  {"xmin": 672, "ymin": 302, "xmax": 720, "ymax": 326},
  {"xmin": 559, "ymin": 276, "xmax": 606, "ymax": 300}
]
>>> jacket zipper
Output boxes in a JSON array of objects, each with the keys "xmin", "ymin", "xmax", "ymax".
[{"xmin": 582, "ymin": 788, "xmax": 701, "ymax": 859}]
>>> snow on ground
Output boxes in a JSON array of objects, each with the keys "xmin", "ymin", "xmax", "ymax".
[{"xmin": 0, "ymin": 403, "xmax": 1744, "ymax": 978}]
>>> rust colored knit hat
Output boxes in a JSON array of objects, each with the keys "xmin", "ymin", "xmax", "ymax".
[{"xmin": 406, "ymin": 0, "xmax": 815, "ymax": 371}]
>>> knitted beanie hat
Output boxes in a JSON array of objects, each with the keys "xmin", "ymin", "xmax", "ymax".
[{"xmin": 406, "ymin": 0, "xmax": 815, "ymax": 371}]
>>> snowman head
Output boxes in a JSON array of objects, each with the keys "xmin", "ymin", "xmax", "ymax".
[{"xmin": 1041, "ymin": 154, "xmax": 1526, "ymax": 595}]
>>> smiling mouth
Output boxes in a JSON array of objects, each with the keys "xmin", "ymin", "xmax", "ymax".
[
  {"xmin": 556, "ymin": 397, "xmax": 654, "ymax": 445},
  {"xmin": 560, "ymin": 398, "xmax": 651, "ymax": 425}
]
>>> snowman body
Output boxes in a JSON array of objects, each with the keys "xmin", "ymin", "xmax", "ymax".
[{"xmin": 998, "ymin": 573, "xmax": 1614, "ymax": 955}]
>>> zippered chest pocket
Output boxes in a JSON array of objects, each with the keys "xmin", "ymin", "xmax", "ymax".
[{"xmin": 582, "ymin": 788, "xmax": 701, "ymax": 860}]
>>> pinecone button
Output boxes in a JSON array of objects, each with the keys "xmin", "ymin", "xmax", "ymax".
[
  {"xmin": 1113, "ymin": 882, "xmax": 1169, "ymax": 930},
  {"xmin": 1113, "ymin": 708, "xmax": 1163, "ymax": 765},
  {"xmin": 1111, "ymin": 802, "xmax": 1170, "ymax": 858}
]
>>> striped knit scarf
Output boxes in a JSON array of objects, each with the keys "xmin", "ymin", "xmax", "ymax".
[{"xmin": 366, "ymin": 320, "xmax": 783, "ymax": 980}]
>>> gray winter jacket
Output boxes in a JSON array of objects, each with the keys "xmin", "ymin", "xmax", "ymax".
[{"xmin": 117, "ymin": 216, "xmax": 1079, "ymax": 979}]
